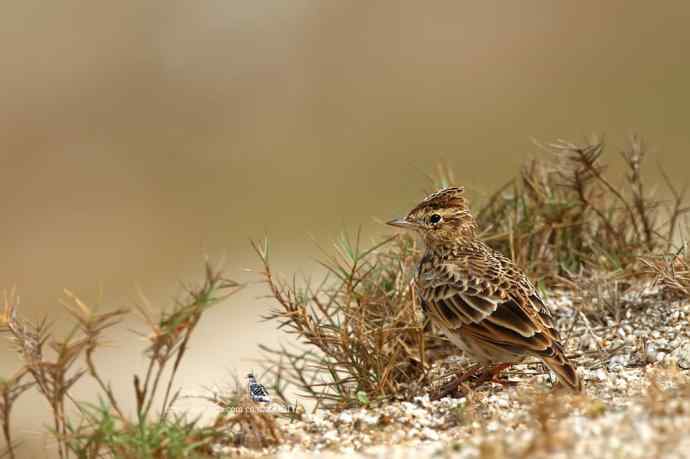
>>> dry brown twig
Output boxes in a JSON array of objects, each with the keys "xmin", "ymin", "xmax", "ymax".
[
  {"xmin": 1, "ymin": 290, "xmax": 91, "ymax": 459},
  {"xmin": 639, "ymin": 244, "xmax": 690, "ymax": 299},
  {"xmin": 0, "ymin": 366, "xmax": 34, "ymax": 459}
]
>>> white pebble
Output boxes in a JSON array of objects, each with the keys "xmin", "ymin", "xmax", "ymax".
[
  {"xmin": 421, "ymin": 427, "xmax": 439, "ymax": 441},
  {"xmin": 608, "ymin": 354, "xmax": 628, "ymax": 372},
  {"xmin": 338, "ymin": 412, "xmax": 353, "ymax": 424},
  {"xmin": 594, "ymin": 368, "xmax": 608, "ymax": 382},
  {"xmin": 322, "ymin": 430, "xmax": 339, "ymax": 442},
  {"xmin": 646, "ymin": 345, "xmax": 658, "ymax": 363}
]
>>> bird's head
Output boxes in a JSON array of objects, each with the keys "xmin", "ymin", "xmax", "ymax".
[{"xmin": 387, "ymin": 187, "xmax": 478, "ymax": 245}]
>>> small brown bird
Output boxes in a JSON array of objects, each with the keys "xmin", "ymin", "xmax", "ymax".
[{"xmin": 388, "ymin": 187, "xmax": 582, "ymax": 395}]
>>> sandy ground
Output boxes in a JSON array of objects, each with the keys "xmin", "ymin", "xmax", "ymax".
[{"xmin": 213, "ymin": 285, "xmax": 690, "ymax": 459}]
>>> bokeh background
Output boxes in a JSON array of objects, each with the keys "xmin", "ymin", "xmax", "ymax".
[{"xmin": 2, "ymin": 1, "xmax": 690, "ymax": 456}]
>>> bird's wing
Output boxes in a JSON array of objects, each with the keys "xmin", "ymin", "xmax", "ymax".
[{"xmin": 419, "ymin": 243, "xmax": 560, "ymax": 357}]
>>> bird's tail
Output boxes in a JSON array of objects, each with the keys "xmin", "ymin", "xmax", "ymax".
[{"xmin": 543, "ymin": 349, "xmax": 583, "ymax": 392}]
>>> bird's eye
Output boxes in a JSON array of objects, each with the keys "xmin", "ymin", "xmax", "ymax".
[{"xmin": 429, "ymin": 214, "xmax": 442, "ymax": 224}]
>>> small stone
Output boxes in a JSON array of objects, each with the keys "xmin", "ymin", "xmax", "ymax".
[
  {"xmin": 587, "ymin": 338, "xmax": 599, "ymax": 352},
  {"xmin": 593, "ymin": 368, "xmax": 608, "ymax": 382},
  {"xmin": 414, "ymin": 394, "xmax": 432, "ymax": 407},
  {"xmin": 322, "ymin": 430, "xmax": 338, "ymax": 443},
  {"xmin": 391, "ymin": 430, "xmax": 405, "ymax": 443},
  {"xmin": 421, "ymin": 427, "xmax": 440, "ymax": 441},
  {"xmin": 360, "ymin": 413, "xmax": 379, "ymax": 425},
  {"xmin": 608, "ymin": 354, "xmax": 629, "ymax": 372},
  {"xmin": 672, "ymin": 343, "xmax": 690, "ymax": 369},
  {"xmin": 615, "ymin": 377, "xmax": 628, "ymax": 391},
  {"xmin": 337, "ymin": 411, "xmax": 353, "ymax": 424},
  {"xmin": 486, "ymin": 420, "xmax": 500, "ymax": 432},
  {"xmin": 490, "ymin": 396, "xmax": 510, "ymax": 408}
]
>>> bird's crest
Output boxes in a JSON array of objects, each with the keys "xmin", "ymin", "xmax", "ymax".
[{"xmin": 416, "ymin": 186, "xmax": 467, "ymax": 211}]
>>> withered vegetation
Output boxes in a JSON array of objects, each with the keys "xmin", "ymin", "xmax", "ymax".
[
  {"xmin": 193, "ymin": 378, "xmax": 283, "ymax": 453},
  {"xmin": 0, "ymin": 263, "xmax": 245, "ymax": 459},
  {"xmin": 476, "ymin": 136, "xmax": 687, "ymax": 285},
  {"xmin": 258, "ymin": 136, "xmax": 689, "ymax": 409},
  {"xmin": 254, "ymin": 234, "xmax": 438, "ymax": 409},
  {"xmin": 0, "ymin": 366, "xmax": 34, "ymax": 459},
  {"xmin": 2, "ymin": 135, "xmax": 689, "ymax": 458},
  {"xmin": 640, "ymin": 246, "xmax": 690, "ymax": 299}
]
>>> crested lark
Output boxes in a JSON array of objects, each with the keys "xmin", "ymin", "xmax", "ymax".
[{"xmin": 388, "ymin": 187, "xmax": 582, "ymax": 395}]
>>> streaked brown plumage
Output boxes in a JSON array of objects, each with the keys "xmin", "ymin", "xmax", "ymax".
[{"xmin": 388, "ymin": 187, "xmax": 582, "ymax": 392}]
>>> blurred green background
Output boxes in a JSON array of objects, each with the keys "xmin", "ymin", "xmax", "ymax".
[{"xmin": 1, "ymin": 1, "xmax": 689, "ymax": 455}]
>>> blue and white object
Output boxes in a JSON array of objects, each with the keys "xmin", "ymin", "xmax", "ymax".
[{"xmin": 247, "ymin": 373, "xmax": 272, "ymax": 403}]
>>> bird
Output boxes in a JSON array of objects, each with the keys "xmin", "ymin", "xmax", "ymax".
[
  {"xmin": 247, "ymin": 373, "xmax": 272, "ymax": 403},
  {"xmin": 387, "ymin": 186, "xmax": 582, "ymax": 396}
]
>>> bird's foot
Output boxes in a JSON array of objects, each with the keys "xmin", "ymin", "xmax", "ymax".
[
  {"xmin": 432, "ymin": 362, "xmax": 518, "ymax": 400},
  {"xmin": 472, "ymin": 362, "xmax": 515, "ymax": 386},
  {"xmin": 432, "ymin": 364, "xmax": 483, "ymax": 400}
]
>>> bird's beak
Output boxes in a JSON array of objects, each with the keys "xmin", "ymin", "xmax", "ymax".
[{"xmin": 386, "ymin": 217, "xmax": 417, "ymax": 229}]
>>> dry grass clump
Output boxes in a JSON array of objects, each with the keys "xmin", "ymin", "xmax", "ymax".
[
  {"xmin": 254, "ymin": 234, "xmax": 445, "ymax": 409},
  {"xmin": 475, "ymin": 136, "xmax": 687, "ymax": 287},
  {"xmin": 258, "ymin": 135, "xmax": 688, "ymax": 409},
  {"xmin": 197, "ymin": 382, "xmax": 283, "ymax": 452},
  {"xmin": 640, "ymin": 246, "xmax": 690, "ymax": 299},
  {"xmin": 0, "ymin": 262, "xmax": 242, "ymax": 459}
]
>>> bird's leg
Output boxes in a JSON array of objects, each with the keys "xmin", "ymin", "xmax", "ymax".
[
  {"xmin": 472, "ymin": 362, "xmax": 515, "ymax": 386},
  {"xmin": 432, "ymin": 363, "xmax": 483, "ymax": 400}
]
